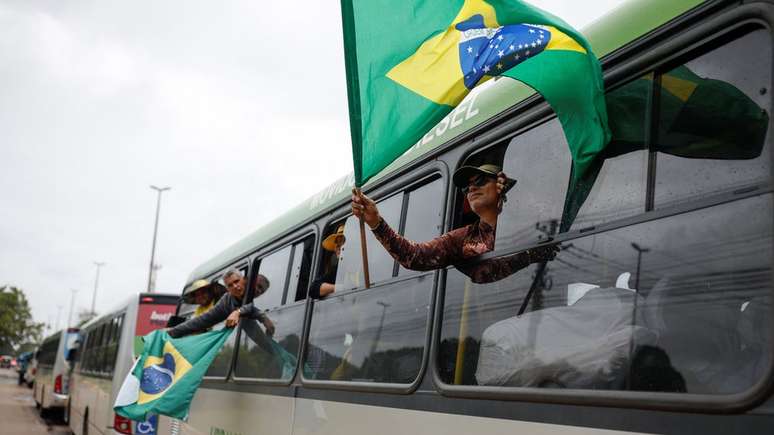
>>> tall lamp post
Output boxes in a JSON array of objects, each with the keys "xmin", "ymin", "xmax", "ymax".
[
  {"xmin": 55, "ymin": 304, "xmax": 63, "ymax": 332},
  {"xmin": 147, "ymin": 185, "xmax": 171, "ymax": 293},
  {"xmin": 68, "ymin": 289, "xmax": 79, "ymax": 328},
  {"xmin": 631, "ymin": 242, "xmax": 650, "ymax": 291},
  {"xmin": 90, "ymin": 261, "xmax": 106, "ymax": 316}
]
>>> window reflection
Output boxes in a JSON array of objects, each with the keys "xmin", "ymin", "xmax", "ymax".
[
  {"xmin": 440, "ymin": 194, "xmax": 772, "ymax": 394},
  {"xmin": 204, "ymin": 320, "xmax": 236, "ymax": 378},
  {"xmin": 655, "ymin": 30, "xmax": 771, "ymax": 208},
  {"xmin": 234, "ymin": 304, "xmax": 305, "ymax": 380},
  {"xmin": 306, "ymin": 274, "xmax": 432, "ymax": 383},
  {"xmin": 497, "ymin": 119, "xmax": 571, "ymax": 248},
  {"xmin": 336, "ymin": 194, "xmax": 404, "ymax": 290},
  {"xmin": 255, "ymin": 246, "xmax": 292, "ymax": 311}
]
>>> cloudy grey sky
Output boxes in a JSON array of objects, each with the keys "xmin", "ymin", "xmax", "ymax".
[{"xmin": 0, "ymin": 0, "xmax": 626, "ymax": 335}]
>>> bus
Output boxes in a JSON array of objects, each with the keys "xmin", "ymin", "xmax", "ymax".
[
  {"xmin": 158, "ymin": 0, "xmax": 774, "ymax": 433},
  {"xmin": 33, "ymin": 327, "xmax": 80, "ymax": 420},
  {"xmin": 68, "ymin": 293, "xmax": 178, "ymax": 435}
]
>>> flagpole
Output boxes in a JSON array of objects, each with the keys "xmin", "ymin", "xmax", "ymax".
[{"xmin": 354, "ymin": 188, "xmax": 371, "ymax": 289}]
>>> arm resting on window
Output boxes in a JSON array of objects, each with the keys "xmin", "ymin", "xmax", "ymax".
[
  {"xmin": 457, "ymin": 245, "xmax": 559, "ymax": 284},
  {"xmin": 371, "ymin": 218, "xmax": 462, "ymax": 271},
  {"xmin": 168, "ymin": 296, "xmax": 230, "ymax": 338}
]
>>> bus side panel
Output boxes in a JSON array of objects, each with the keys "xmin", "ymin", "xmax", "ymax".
[
  {"xmin": 291, "ymin": 398, "xmax": 651, "ymax": 435},
  {"xmin": 157, "ymin": 388, "xmax": 294, "ymax": 435},
  {"xmin": 36, "ymin": 366, "xmax": 53, "ymax": 408},
  {"xmin": 70, "ymin": 373, "xmax": 112, "ymax": 435}
]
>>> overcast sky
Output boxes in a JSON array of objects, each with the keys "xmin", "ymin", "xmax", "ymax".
[{"xmin": 0, "ymin": 0, "xmax": 626, "ymax": 336}]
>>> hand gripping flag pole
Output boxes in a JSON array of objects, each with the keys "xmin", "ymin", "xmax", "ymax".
[{"xmin": 353, "ymin": 188, "xmax": 371, "ymax": 289}]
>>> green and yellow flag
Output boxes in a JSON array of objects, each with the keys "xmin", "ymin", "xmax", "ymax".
[
  {"xmin": 114, "ymin": 329, "xmax": 232, "ymax": 421},
  {"xmin": 342, "ymin": 0, "xmax": 610, "ymax": 186}
]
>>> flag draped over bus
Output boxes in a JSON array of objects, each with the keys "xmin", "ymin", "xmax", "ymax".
[
  {"xmin": 341, "ymin": 0, "xmax": 610, "ymax": 186},
  {"xmin": 114, "ymin": 328, "xmax": 232, "ymax": 421}
]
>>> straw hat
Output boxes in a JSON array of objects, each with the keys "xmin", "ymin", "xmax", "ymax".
[
  {"xmin": 322, "ymin": 224, "xmax": 346, "ymax": 252},
  {"xmin": 183, "ymin": 279, "xmax": 225, "ymax": 303}
]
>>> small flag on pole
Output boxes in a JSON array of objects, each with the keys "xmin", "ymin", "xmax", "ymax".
[{"xmin": 114, "ymin": 328, "xmax": 232, "ymax": 421}]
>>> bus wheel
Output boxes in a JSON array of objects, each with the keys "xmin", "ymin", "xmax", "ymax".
[{"xmin": 63, "ymin": 400, "xmax": 71, "ymax": 425}]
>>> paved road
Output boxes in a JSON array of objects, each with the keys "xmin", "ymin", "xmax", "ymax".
[{"xmin": 0, "ymin": 368, "xmax": 71, "ymax": 435}]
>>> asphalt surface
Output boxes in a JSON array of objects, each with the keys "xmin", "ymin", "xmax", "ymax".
[{"xmin": 0, "ymin": 368, "xmax": 71, "ymax": 435}]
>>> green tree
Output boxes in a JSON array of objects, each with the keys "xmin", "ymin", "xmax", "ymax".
[{"xmin": 0, "ymin": 285, "xmax": 44, "ymax": 354}]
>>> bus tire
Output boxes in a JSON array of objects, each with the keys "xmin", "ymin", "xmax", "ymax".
[
  {"xmin": 63, "ymin": 399, "xmax": 71, "ymax": 425},
  {"xmin": 32, "ymin": 382, "xmax": 41, "ymax": 409}
]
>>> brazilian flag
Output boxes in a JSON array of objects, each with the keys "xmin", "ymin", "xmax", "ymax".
[
  {"xmin": 341, "ymin": 0, "xmax": 610, "ymax": 186},
  {"xmin": 114, "ymin": 329, "xmax": 232, "ymax": 421}
]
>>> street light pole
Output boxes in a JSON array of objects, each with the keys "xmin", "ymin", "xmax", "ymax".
[
  {"xmin": 90, "ymin": 261, "xmax": 106, "ymax": 316},
  {"xmin": 147, "ymin": 185, "xmax": 171, "ymax": 293},
  {"xmin": 631, "ymin": 243, "xmax": 651, "ymax": 291},
  {"xmin": 68, "ymin": 289, "xmax": 79, "ymax": 328},
  {"xmin": 55, "ymin": 305, "xmax": 63, "ymax": 331}
]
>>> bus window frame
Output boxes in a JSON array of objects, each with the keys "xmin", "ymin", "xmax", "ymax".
[
  {"xmin": 431, "ymin": 6, "xmax": 774, "ymax": 413},
  {"xmin": 299, "ymin": 162, "xmax": 449, "ymax": 394},
  {"xmin": 231, "ymin": 226, "xmax": 318, "ymax": 386}
]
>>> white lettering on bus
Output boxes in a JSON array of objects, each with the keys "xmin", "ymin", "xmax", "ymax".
[
  {"xmin": 405, "ymin": 90, "xmax": 482, "ymax": 156},
  {"xmin": 309, "ymin": 173, "xmax": 355, "ymax": 210},
  {"xmin": 150, "ymin": 311, "xmax": 172, "ymax": 322}
]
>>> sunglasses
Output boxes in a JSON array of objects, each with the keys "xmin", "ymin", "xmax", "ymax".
[{"xmin": 461, "ymin": 174, "xmax": 496, "ymax": 194}]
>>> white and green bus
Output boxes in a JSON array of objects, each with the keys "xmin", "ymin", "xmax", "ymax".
[
  {"xmin": 160, "ymin": 0, "xmax": 774, "ymax": 433},
  {"xmin": 69, "ymin": 293, "xmax": 178, "ymax": 435}
]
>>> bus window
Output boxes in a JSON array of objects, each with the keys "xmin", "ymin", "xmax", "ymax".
[
  {"xmin": 234, "ymin": 241, "xmax": 311, "ymax": 381},
  {"xmin": 398, "ymin": 180, "xmax": 446, "ymax": 276},
  {"xmin": 205, "ymin": 269, "xmax": 246, "ymax": 379},
  {"xmin": 103, "ymin": 315, "xmax": 123, "ymax": 375},
  {"xmin": 571, "ymin": 76, "xmax": 650, "ymax": 231},
  {"xmin": 90, "ymin": 324, "xmax": 105, "ymax": 373},
  {"xmin": 335, "ymin": 193, "xmax": 404, "ymax": 291},
  {"xmin": 254, "ymin": 246, "xmax": 292, "ymax": 311},
  {"xmin": 495, "ymin": 118, "xmax": 572, "ymax": 248},
  {"xmin": 311, "ymin": 222, "xmax": 347, "ymax": 300},
  {"xmin": 654, "ymin": 29, "xmax": 771, "ymax": 208},
  {"xmin": 306, "ymin": 177, "xmax": 443, "ymax": 384},
  {"xmin": 441, "ymin": 194, "xmax": 772, "ymax": 393},
  {"xmin": 287, "ymin": 237, "xmax": 314, "ymax": 302}
]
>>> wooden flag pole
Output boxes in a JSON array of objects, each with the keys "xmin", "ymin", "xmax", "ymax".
[{"xmin": 354, "ymin": 188, "xmax": 371, "ymax": 289}]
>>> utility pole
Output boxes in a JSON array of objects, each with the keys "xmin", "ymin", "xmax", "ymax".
[
  {"xmin": 147, "ymin": 185, "xmax": 171, "ymax": 293},
  {"xmin": 90, "ymin": 261, "xmax": 106, "ymax": 316},
  {"xmin": 68, "ymin": 289, "xmax": 79, "ymax": 328},
  {"xmin": 55, "ymin": 305, "xmax": 63, "ymax": 332},
  {"xmin": 631, "ymin": 243, "xmax": 651, "ymax": 291}
]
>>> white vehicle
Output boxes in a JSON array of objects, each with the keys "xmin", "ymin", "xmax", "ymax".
[
  {"xmin": 68, "ymin": 293, "xmax": 178, "ymax": 435},
  {"xmin": 33, "ymin": 328, "xmax": 80, "ymax": 420}
]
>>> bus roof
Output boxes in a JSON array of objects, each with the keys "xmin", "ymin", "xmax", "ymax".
[
  {"xmin": 79, "ymin": 292, "xmax": 179, "ymax": 331},
  {"xmin": 187, "ymin": 0, "xmax": 707, "ymax": 285}
]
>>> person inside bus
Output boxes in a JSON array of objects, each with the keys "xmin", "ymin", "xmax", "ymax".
[
  {"xmin": 309, "ymin": 224, "xmax": 345, "ymax": 299},
  {"xmin": 351, "ymin": 163, "xmax": 559, "ymax": 283},
  {"xmin": 168, "ymin": 269, "xmax": 275, "ymax": 338},
  {"xmin": 183, "ymin": 279, "xmax": 226, "ymax": 318}
]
